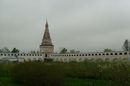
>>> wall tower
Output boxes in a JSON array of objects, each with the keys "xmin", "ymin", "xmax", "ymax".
[{"xmin": 40, "ymin": 20, "xmax": 54, "ymax": 57}]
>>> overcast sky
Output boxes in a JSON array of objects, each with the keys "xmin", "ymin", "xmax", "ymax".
[{"xmin": 0, "ymin": 0, "xmax": 130, "ymax": 52}]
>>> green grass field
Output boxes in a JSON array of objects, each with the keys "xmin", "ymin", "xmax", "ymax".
[
  {"xmin": 0, "ymin": 77, "xmax": 127, "ymax": 86},
  {"xmin": 0, "ymin": 76, "xmax": 125, "ymax": 86},
  {"xmin": 0, "ymin": 64, "xmax": 21, "ymax": 86},
  {"xmin": 0, "ymin": 60, "xmax": 130, "ymax": 86},
  {"xmin": 64, "ymin": 78, "xmax": 124, "ymax": 86}
]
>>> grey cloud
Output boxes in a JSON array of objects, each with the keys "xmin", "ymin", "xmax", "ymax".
[{"xmin": 0, "ymin": 0, "xmax": 130, "ymax": 52}]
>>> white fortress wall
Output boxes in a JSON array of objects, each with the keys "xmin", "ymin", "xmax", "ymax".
[
  {"xmin": 0, "ymin": 51, "xmax": 129, "ymax": 62},
  {"xmin": 51, "ymin": 51, "xmax": 130, "ymax": 62},
  {"xmin": 0, "ymin": 53, "xmax": 44, "ymax": 62}
]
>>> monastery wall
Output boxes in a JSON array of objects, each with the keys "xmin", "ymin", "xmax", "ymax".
[
  {"xmin": 0, "ymin": 53, "xmax": 43, "ymax": 62},
  {"xmin": 0, "ymin": 51, "xmax": 129, "ymax": 62},
  {"xmin": 51, "ymin": 51, "xmax": 130, "ymax": 62}
]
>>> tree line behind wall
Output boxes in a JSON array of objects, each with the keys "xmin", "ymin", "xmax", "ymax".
[
  {"xmin": 0, "ymin": 47, "xmax": 41, "ymax": 54},
  {"xmin": 0, "ymin": 47, "xmax": 19, "ymax": 53}
]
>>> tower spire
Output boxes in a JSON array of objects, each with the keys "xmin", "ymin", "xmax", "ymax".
[
  {"xmin": 41, "ymin": 20, "xmax": 52, "ymax": 46},
  {"xmin": 40, "ymin": 20, "xmax": 54, "ymax": 57},
  {"xmin": 45, "ymin": 19, "xmax": 48, "ymax": 28}
]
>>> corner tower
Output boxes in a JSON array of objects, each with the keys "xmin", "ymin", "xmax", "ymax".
[{"xmin": 40, "ymin": 20, "xmax": 54, "ymax": 57}]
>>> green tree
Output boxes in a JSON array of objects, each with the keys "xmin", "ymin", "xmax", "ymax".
[
  {"xmin": 30, "ymin": 51, "xmax": 36, "ymax": 54},
  {"xmin": 60, "ymin": 48, "xmax": 67, "ymax": 54},
  {"xmin": 104, "ymin": 48, "xmax": 112, "ymax": 52},
  {"xmin": 69, "ymin": 49, "xmax": 76, "ymax": 53},
  {"xmin": 0, "ymin": 49, "xmax": 2, "ymax": 53},
  {"xmin": 11, "ymin": 48, "xmax": 19, "ymax": 53},
  {"xmin": 69, "ymin": 49, "xmax": 80, "ymax": 54},
  {"xmin": 123, "ymin": 39, "xmax": 130, "ymax": 51},
  {"xmin": 29, "ymin": 50, "xmax": 40, "ymax": 54}
]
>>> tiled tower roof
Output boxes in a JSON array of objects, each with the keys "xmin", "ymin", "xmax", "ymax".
[{"xmin": 41, "ymin": 20, "xmax": 53, "ymax": 46}]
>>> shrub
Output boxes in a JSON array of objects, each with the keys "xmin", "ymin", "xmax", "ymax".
[
  {"xmin": 63, "ymin": 60, "xmax": 130, "ymax": 85},
  {"xmin": 12, "ymin": 62, "xmax": 65, "ymax": 86},
  {"xmin": 11, "ymin": 60, "xmax": 130, "ymax": 86}
]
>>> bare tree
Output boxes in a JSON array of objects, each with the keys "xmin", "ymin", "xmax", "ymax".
[{"xmin": 0, "ymin": 47, "xmax": 10, "ymax": 53}]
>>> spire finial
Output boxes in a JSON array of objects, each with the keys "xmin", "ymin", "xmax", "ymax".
[
  {"xmin": 46, "ymin": 19, "xmax": 48, "ymax": 23},
  {"xmin": 45, "ymin": 19, "xmax": 48, "ymax": 28}
]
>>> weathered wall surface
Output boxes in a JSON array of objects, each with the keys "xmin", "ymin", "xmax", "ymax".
[
  {"xmin": 0, "ymin": 53, "xmax": 43, "ymax": 62},
  {"xmin": 51, "ymin": 51, "xmax": 130, "ymax": 62},
  {"xmin": 0, "ymin": 51, "xmax": 129, "ymax": 62}
]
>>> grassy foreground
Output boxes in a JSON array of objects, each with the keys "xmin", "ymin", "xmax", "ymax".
[
  {"xmin": 0, "ymin": 64, "xmax": 20, "ymax": 86},
  {"xmin": 0, "ymin": 60, "xmax": 130, "ymax": 86}
]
